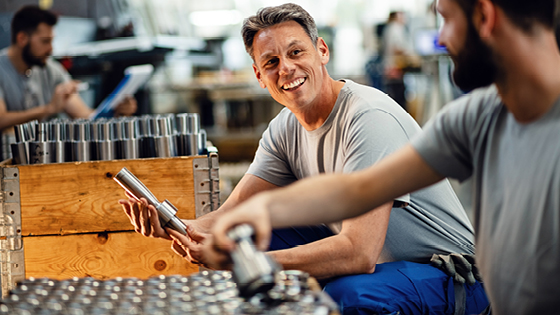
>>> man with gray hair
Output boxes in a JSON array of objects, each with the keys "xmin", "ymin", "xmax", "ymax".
[{"xmin": 121, "ymin": 3, "xmax": 488, "ymax": 313}]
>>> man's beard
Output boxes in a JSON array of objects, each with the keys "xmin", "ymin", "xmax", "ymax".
[
  {"xmin": 22, "ymin": 43, "xmax": 47, "ymax": 67},
  {"xmin": 451, "ymin": 23, "xmax": 499, "ymax": 92}
]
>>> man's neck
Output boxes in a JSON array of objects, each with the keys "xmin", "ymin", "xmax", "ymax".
[
  {"xmin": 291, "ymin": 77, "xmax": 345, "ymax": 131},
  {"xmin": 494, "ymin": 30, "xmax": 560, "ymax": 123},
  {"xmin": 7, "ymin": 46, "xmax": 31, "ymax": 74}
]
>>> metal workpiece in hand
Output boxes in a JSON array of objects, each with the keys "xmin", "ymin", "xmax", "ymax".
[
  {"xmin": 227, "ymin": 224, "xmax": 281, "ymax": 299},
  {"xmin": 113, "ymin": 167, "xmax": 187, "ymax": 235}
]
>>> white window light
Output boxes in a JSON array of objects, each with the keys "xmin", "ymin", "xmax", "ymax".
[{"xmin": 189, "ymin": 10, "xmax": 243, "ymax": 27}]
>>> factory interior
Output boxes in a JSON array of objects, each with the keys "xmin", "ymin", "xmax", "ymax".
[{"xmin": 1, "ymin": 0, "xmax": 559, "ymax": 314}]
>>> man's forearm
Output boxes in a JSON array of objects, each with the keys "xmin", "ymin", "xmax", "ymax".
[
  {"xmin": 267, "ymin": 146, "xmax": 443, "ymax": 228},
  {"xmin": 0, "ymin": 106, "xmax": 51, "ymax": 131},
  {"xmin": 267, "ymin": 234, "xmax": 376, "ymax": 279}
]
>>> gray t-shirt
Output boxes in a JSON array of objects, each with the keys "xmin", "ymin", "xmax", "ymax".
[
  {"xmin": 411, "ymin": 84, "xmax": 560, "ymax": 314},
  {"xmin": 248, "ymin": 80, "xmax": 475, "ymax": 263},
  {"xmin": 0, "ymin": 48, "xmax": 70, "ymax": 160},
  {"xmin": 0, "ymin": 48, "xmax": 70, "ymax": 111}
]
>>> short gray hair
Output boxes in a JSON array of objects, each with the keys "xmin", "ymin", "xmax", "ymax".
[{"xmin": 241, "ymin": 3, "xmax": 318, "ymax": 60}]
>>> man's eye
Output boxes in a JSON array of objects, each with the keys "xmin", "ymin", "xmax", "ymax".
[
  {"xmin": 266, "ymin": 58, "xmax": 278, "ymax": 66},
  {"xmin": 292, "ymin": 50, "xmax": 301, "ymax": 55}
]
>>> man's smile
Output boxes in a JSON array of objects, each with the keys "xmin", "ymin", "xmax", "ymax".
[{"xmin": 281, "ymin": 77, "xmax": 306, "ymax": 91}]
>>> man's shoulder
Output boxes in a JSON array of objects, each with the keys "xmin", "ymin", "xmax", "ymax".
[
  {"xmin": 442, "ymin": 85, "xmax": 502, "ymax": 120},
  {"xmin": 339, "ymin": 80, "xmax": 411, "ymax": 119}
]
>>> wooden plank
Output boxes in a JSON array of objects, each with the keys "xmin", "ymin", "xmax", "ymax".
[
  {"xmin": 16, "ymin": 157, "xmax": 202, "ymax": 236},
  {"xmin": 23, "ymin": 231, "xmax": 198, "ymax": 280}
]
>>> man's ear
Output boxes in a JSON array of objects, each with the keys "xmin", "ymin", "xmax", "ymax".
[
  {"xmin": 317, "ymin": 37, "xmax": 330, "ymax": 65},
  {"xmin": 473, "ymin": 0, "xmax": 496, "ymax": 38},
  {"xmin": 15, "ymin": 31, "xmax": 30, "ymax": 47},
  {"xmin": 252, "ymin": 64, "xmax": 266, "ymax": 89}
]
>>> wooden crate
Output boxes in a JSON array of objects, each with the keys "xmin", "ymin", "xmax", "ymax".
[{"xmin": 0, "ymin": 154, "xmax": 219, "ymax": 296}]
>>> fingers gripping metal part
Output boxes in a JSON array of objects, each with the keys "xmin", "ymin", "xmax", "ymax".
[
  {"xmin": 113, "ymin": 167, "xmax": 187, "ymax": 235},
  {"xmin": 227, "ymin": 224, "xmax": 281, "ymax": 298}
]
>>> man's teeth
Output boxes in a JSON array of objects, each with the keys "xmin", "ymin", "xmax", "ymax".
[{"xmin": 283, "ymin": 78, "xmax": 305, "ymax": 90}]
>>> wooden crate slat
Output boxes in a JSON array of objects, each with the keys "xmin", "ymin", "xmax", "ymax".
[
  {"xmin": 17, "ymin": 157, "xmax": 198, "ymax": 236},
  {"xmin": 24, "ymin": 231, "xmax": 198, "ymax": 280}
]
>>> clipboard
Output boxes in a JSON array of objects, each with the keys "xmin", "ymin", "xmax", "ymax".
[{"xmin": 89, "ymin": 64, "xmax": 154, "ymax": 119}]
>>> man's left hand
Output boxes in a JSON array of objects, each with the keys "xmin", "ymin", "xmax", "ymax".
[
  {"xmin": 167, "ymin": 226, "xmax": 214, "ymax": 268},
  {"xmin": 114, "ymin": 96, "xmax": 137, "ymax": 116}
]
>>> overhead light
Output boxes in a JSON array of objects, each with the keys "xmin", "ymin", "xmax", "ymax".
[{"xmin": 189, "ymin": 10, "xmax": 243, "ymax": 27}]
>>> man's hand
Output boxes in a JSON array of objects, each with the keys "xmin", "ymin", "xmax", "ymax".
[
  {"xmin": 430, "ymin": 253, "xmax": 483, "ymax": 285},
  {"xmin": 119, "ymin": 193, "xmax": 170, "ymax": 240},
  {"xmin": 167, "ymin": 224, "xmax": 213, "ymax": 267},
  {"xmin": 202, "ymin": 193, "xmax": 273, "ymax": 269},
  {"xmin": 47, "ymin": 81, "xmax": 79, "ymax": 115},
  {"xmin": 114, "ymin": 96, "xmax": 137, "ymax": 116}
]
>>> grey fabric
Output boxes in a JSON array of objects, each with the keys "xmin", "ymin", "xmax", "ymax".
[
  {"xmin": 0, "ymin": 48, "xmax": 70, "ymax": 112},
  {"xmin": 411, "ymin": 84, "xmax": 560, "ymax": 314},
  {"xmin": 0, "ymin": 48, "xmax": 71, "ymax": 160},
  {"xmin": 248, "ymin": 80, "xmax": 475, "ymax": 263}
]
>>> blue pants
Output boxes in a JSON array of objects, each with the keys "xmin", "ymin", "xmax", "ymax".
[{"xmin": 270, "ymin": 227, "xmax": 489, "ymax": 315}]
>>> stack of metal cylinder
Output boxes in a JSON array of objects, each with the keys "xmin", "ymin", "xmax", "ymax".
[
  {"xmin": 9, "ymin": 113, "xmax": 207, "ymax": 165},
  {"xmin": 0, "ymin": 270, "xmax": 338, "ymax": 315}
]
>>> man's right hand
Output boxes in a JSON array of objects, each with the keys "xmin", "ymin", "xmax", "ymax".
[
  {"xmin": 119, "ymin": 195, "xmax": 171, "ymax": 240},
  {"xmin": 118, "ymin": 194, "xmax": 211, "ymax": 265},
  {"xmin": 46, "ymin": 81, "xmax": 79, "ymax": 115}
]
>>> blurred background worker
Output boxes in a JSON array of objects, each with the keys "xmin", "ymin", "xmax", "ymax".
[
  {"xmin": 0, "ymin": 6, "xmax": 137, "ymax": 160},
  {"xmin": 382, "ymin": 11, "xmax": 418, "ymax": 110}
]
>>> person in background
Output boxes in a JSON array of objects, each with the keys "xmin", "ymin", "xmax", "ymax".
[
  {"xmin": 121, "ymin": 3, "xmax": 488, "ymax": 314},
  {"xmin": 206, "ymin": 0, "xmax": 560, "ymax": 314},
  {"xmin": 0, "ymin": 5, "xmax": 137, "ymax": 160},
  {"xmin": 382, "ymin": 11, "xmax": 416, "ymax": 110}
]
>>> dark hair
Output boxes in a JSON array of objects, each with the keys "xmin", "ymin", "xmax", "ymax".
[
  {"xmin": 454, "ymin": 0, "xmax": 555, "ymax": 32},
  {"xmin": 11, "ymin": 5, "xmax": 58, "ymax": 44},
  {"xmin": 388, "ymin": 11, "xmax": 401, "ymax": 22},
  {"xmin": 241, "ymin": 3, "xmax": 318, "ymax": 60}
]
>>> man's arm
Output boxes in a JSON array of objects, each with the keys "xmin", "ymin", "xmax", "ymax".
[
  {"xmin": 268, "ymin": 202, "xmax": 392, "ymax": 279},
  {"xmin": 192, "ymin": 173, "xmax": 281, "ymax": 232},
  {"xmin": 0, "ymin": 98, "xmax": 54, "ymax": 131},
  {"xmin": 207, "ymin": 145, "xmax": 444, "ymax": 261},
  {"xmin": 62, "ymin": 93, "xmax": 93, "ymax": 119},
  {"xmin": 119, "ymin": 173, "xmax": 279, "ymax": 264}
]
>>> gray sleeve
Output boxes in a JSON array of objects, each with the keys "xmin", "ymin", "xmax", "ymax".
[
  {"xmin": 344, "ymin": 109, "xmax": 412, "ymax": 203},
  {"xmin": 48, "ymin": 59, "xmax": 72, "ymax": 86},
  {"xmin": 411, "ymin": 94, "xmax": 483, "ymax": 182},
  {"xmin": 0, "ymin": 85, "xmax": 4, "ymax": 102},
  {"xmin": 246, "ymin": 115, "xmax": 297, "ymax": 187}
]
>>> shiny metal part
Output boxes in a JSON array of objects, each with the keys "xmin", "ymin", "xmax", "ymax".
[
  {"xmin": 228, "ymin": 224, "xmax": 281, "ymax": 298},
  {"xmin": 113, "ymin": 167, "xmax": 187, "ymax": 235}
]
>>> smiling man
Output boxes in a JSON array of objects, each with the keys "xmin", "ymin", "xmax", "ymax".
[
  {"xmin": 206, "ymin": 0, "xmax": 560, "ymax": 314},
  {"xmin": 121, "ymin": 3, "xmax": 488, "ymax": 313}
]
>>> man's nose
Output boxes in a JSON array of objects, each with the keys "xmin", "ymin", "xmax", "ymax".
[{"xmin": 278, "ymin": 58, "xmax": 296, "ymax": 76}]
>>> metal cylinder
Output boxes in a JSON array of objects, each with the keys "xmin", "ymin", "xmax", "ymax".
[
  {"xmin": 121, "ymin": 138, "xmax": 140, "ymax": 159},
  {"xmin": 10, "ymin": 143, "xmax": 28, "ymax": 165},
  {"xmin": 140, "ymin": 116, "xmax": 156, "ymax": 158},
  {"xmin": 72, "ymin": 122, "xmax": 91, "ymax": 162},
  {"xmin": 156, "ymin": 200, "xmax": 187, "ymax": 235},
  {"xmin": 154, "ymin": 136, "xmax": 177, "ymax": 158},
  {"xmin": 198, "ymin": 129, "xmax": 207, "ymax": 155},
  {"xmin": 28, "ymin": 123, "xmax": 53, "ymax": 164},
  {"xmin": 29, "ymin": 141, "xmax": 54, "ymax": 164},
  {"xmin": 113, "ymin": 167, "xmax": 160, "ymax": 206},
  {"xmin": 113, "ymin": 168, "xmax": 187, "ymax": 235},
  {"xmin": 177, "ymin": 133, "xmax": 198, "ymax": 156},
  {"xmin": 228, "ymin": 224, "xmax": 280, "ymax": 298},
  {"xmin": 187, "ymin": 113, "xmax": 200, "ymax": 134}
]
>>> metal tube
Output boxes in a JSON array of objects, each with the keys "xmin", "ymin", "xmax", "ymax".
[
  {"xmin": 10, "ymin": 143, "xmax": 28, "ymax": 165},
  {"xmin": 113, "ymin": 168, "xmax": 187, "ymax": 235}
]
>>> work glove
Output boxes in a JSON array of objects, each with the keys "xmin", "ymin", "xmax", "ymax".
[{"xmin": 430, "ymin": 253, "xmax": 483, "ymax": 285}]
